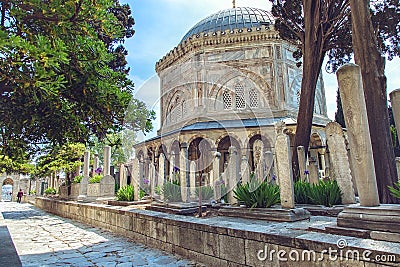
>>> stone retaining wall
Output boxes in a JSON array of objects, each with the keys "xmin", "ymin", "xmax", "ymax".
[{"xmin": 35, "ymin": 198, "xmax": 399, "ymax": 267}]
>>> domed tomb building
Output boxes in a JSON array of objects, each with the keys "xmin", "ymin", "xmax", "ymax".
[{"xmin": 132, "ymin": 7, "xmax": 330, "ymax": 199}]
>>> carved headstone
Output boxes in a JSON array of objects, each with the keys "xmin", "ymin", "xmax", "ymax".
[
  {"xmin": 213, "ymin": 152, "xmax": 222, "ymax": 200},
  {"xmin": 274, "ymin": 122, "xmax": 295, "ymax": 209},
  {"xmin": 308, "ymin": 161, "xmax": 319, "ymax": 185},
  {"xmin": 264, "ymin": 151, "xmax": 274, "ymax": 181},
  {"xmin": 100, "ymin": 175, "xmax": 115, "ymax": 198},
  {"xmin": 390, "ymin": 89, "xmax": 400, "ymax": 143},
  {"xmin": 103, "ymin": 146, "xmax": 111, "ymax": 176},
  {"xmin": 79, "ymin": 151, "xmax": 90, "ymax": 197},
  {"xmin": 159, "ymin": 153, "xmax": 166, "ymax": 200},
  {"xmin": 253, "ymin": 140, "xmax": 264, "ymax": 181},
  {"xmin": 180, "ymin": 143, "xmax": 189, "ymax": 202},
  {"xmin": 337, "ymin": 63, "xmax": 379, "ymax": 207},
  {"xmin": 297, "ymin": 146, "xmax": 307, "ymax": 181},
  {"xmin": 132, "ymin": 158, "xmax": 139, "ymax": 201},
  {"xmin": 325, "ymin": 122, "xmax": 356, "ymax": 204}
]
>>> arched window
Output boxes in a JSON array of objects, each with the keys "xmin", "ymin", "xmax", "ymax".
[
  {"xmin": 235, "ymin": 83, "xmax": 245, "ymax": 109},
  {"xmin": 223, "ymin": 91, "xmax": 233, "ymax": 110},
  {"xmin": 249, "ymin": 89, "xmax": 259, "ymax": 108}
]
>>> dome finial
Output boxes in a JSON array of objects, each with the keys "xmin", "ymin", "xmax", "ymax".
[{"xmin": 232, "ymin": 0, "xmax": 236, "ymax": 8}]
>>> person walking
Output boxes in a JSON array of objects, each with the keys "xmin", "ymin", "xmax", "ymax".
[{"xmin": 17, "ymin": 189, "xmax": 23, "ymax": 203}]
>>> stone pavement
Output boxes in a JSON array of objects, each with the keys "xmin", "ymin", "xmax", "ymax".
[{"xmin": 0, "ymin": 202, "xmax": 201, "ymax": 267}]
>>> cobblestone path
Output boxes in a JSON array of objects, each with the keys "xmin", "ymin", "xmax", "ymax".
[{"xmin": 0, "ymin": 202, "xmax": 200, "ymax": 267}]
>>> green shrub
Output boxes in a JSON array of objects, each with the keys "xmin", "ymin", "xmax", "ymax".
[
  {"xmin": 308, "ymin": 180, "xmax": 342, "ymax": 207},
  {"xmin": 155, "ymin": 185, "xmax": 162, "ymax": 195},
  {"xmin": 116, "ymin": 185, "xmax": 134, "ymax": 201},
  {"xmin": 388, "ymin": 181, "xmax": 400, "ymax": 200},
  {"xmin": 89, "ymin": 174, "xmax": 102, "ymax": 184},
  {"xmin": 234, "ymin": 179, "xmax": 280, "ymax": 208},
  {"xmin": 195, "ymin": 186, "xmax": 214, "ymax": 200},
  {"xmin": 73, "ymin": 175, "xmax": 83, "ymax": 184},
  {"xmin": 294, "ymin": 180, "xmax": 313, "ymax": 204},
  {"xmin": 44, "ymin": 187, "xmax": 57, "ymax": 195},
  {"xmin": 29, "ymin": 190, "xmax": 36, "ymax": 195},
  {"xmin": 139, "ymin": 189, "xmax": 146, "ymax": 199},
  {"xmin": 162, "ymin": 180, "xmax": 181, "ymax": 202}
]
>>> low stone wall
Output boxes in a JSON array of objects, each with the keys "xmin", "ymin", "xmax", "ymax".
[
  {"xmin": 70, "ymin": 184, "xmax": 80, "ymax": 198},
  {"xmin": 35, "ymin": 198, "xmax": 399, "ymax": 267}
]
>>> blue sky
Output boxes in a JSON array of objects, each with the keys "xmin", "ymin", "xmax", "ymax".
[{"xmin": 122, "ymin": 0, "xmax": 400, "ymax": 139}]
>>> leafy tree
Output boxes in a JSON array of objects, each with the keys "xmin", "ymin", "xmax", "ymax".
[
  {"xmin": 270, "ymin": 1, "xmax": 400, "ymax": 202},
  {"xmin": 0, "ymin": 0, "xmax": 153, "ymax": 160}
]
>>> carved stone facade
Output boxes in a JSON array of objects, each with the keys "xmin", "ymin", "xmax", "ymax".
[{"xmin": 131, "ymin": 7, "xmax": 330, "ymax": 201}]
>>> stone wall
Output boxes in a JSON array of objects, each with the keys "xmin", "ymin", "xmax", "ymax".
[{"xmin": 35, "ymin": 198, "xmax": 398, "ymax": 267}]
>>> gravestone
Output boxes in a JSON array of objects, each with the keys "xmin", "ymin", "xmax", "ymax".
[
  {"xmin": 131, "ymin": 158, "xmax": 139, "ymax": 201},
  {"xmin": 253, "ymin": 140, "xmax": 264, "ymax": 181},
  {"xmin": 93, "ymin": 154, "xmax": 99, "ymax": 172},
  {"xmin": 119, "ymin": 164, "xmax": 127, "ymax": 187},
  {"xmin": 274, "ymin": 122, "xmax": 295, "ymax": 209},
  {"xmin": 190, "ymin": 161, "xmax": 196, "ymax": 200},
  {"xmin": 169, "ymin": 153, "xmax": 175, "ymax": 182},
  {"xmin": 103, "ymin": 146, "xmax": 111, "ymax": 176},
  {"xmin": 100, "ymin": 175, "xmax": 115, "ymax": 198},
  {"xmin": 325, "ymin": 122, "xmax": 356, "ymax": 204},
  {"xmin": 78, "ymin": 151, "xmax": 90, "ymax": 200},
  {"xmin": 213, "ymin": 152, "xmax": 222, "ymax": 200},
  {"xmin": 308, "ymin": 161, "xmax": 319, "ymax": 185},
  {"xmin": 264, "ymin": 151, "xmax": 274, "ymax": 181},
  {"xmin": 336, "ymin": 63, "xmax": 379, "ymax": 207},
  {"xmin": 297, "ymin": 146, "xmax": 307, "ymax": 181}
]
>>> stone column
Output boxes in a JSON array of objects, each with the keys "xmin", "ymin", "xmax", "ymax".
[
  {"xmin": 132, "ymin": 158, "xmax": 139, "ymax": 201},
  {"xmin": 169, "ymin": 154, "xmax": 175, "ymax": 182},
  {"xmin": 158, "ymin": 153, "xmax": 166, "ymax": 200},
  {"xmin": 240, "ymin": 155, "xmax": 250, "ymax": 184},
  {"xmin": 227, "ymin": 146, "xmax": 239, "ymax": 204},
  {"xmin": 103, "ymin": 146, "xmax": 111, "ymax": 176},
  {"xmin": 93, "ymin": 154, "xmax": 99, "ymax": 173},
  {"xmin": 325, "ymin": 122, "xmax": 356, "ymax": 204},
  {"xmin": 138, "ymin": 158, "xmax": 144, "ymax": 189},
  {"xmin": 149, "ymin": 163, "xmax": 156, "ymax": 198},
  {"xmin": 180, "ymin": 143, "xmax": 189, "ymax": 202},
  {"xmin": 213, "ymin": 152, "xmax": 221, "ymax": 200},
  {"xmin": 119, "ymin": 164, "xmax": 127, "ymax": 187},
  {"xmin": 274, "ymin": 122, "xmax": 295, "ymax": 209},
  {"xmin": 297, "ymin": 146, "xmax": 307, "ymax": 181},
  {"xmin": 389, "ymin": 89, "xmax": 400, "ymax": 140},
  {"xmin": 337, "ymin": 63, "xmax": 379, "ymax": 206},
  {"xmin": 190, "ymin": 161, "xmax": 196, "ymax": 200}
]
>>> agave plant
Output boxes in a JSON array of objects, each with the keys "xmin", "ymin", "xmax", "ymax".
[
  {"xmin": 308, "ymin": 180, "xmax": 342, "ymax": 207},
  {"xmin": 116, "ymin": 185, "xmax": 134, "ymax": 201},
  {"xmin": 233, "ymin": 179, "xmax": 280, "ymax": 208},
  {"xmin": 195, "ymin": 185, "xmax": 214, "ymax": 200},
  {"xmin": 388, "ymin": 181, "xmax": 400, "ymax": 200},
  {"xmin": 162, "ymin": 180, "xmax": 182, "ymax": 202},
  {"xmin": 294, "ymin": 180, "xmax": 313, "ymax": 204}
]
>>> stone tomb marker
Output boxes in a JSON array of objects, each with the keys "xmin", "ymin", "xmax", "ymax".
[
  {"xmin": 297, "ymin": 146, "xmax": 307, "ymax": 181},
  {"xmin": 274, "ymin": 122, "xmax": 295, "ymax": 209},
  {"xmin": 190, "ymin": 161, "xmax": 196, "ymax": 200},
  {"xmin": 99, "ymin": 145, "xmax": 115, "ymax": 198},
  {"xmin": 78, "ymin": 150, "xmax": 90, "ymax": 200},
  {"xmin": 240, "ymin": 155, "xmax": 250, "ymax": 184},
  {"xmin": 325, "ymin": 122, "xmax": 356, "ymax": 204}
]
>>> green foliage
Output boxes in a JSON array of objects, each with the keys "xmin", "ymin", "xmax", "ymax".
[
  {"xmin": 116, "ymin": 185, "xmax": 134, "ymax": 201},
  {"xmin": 44, "ymin": 187, "xmax": 57, "ymax": 195},
  {"xmin": 155, "ymin": 185, "xmax": 162, "ymax": 195},
  {"xmin": 294, "ymin": 180, "xmax": 313, "ymax": 204},
  {"xmin": 89, "ymin": 175, "xmax": 102, "ymax": 184},
  {"xmin": 73, "ymin": 175, "xmax": 83, "ymax": 184},
  {"xmin": 0, "ymin": 0, "xmax": 155, "ymax": 159},
  {"xmin": 162, "ymin": 180, "xmax": 182, "ymax": 202},
  {"xmin": 294, "ymin": 180, "xmax": 342, "ymax": 206},
  {"xmin": 195, "ymin": 186, "xmax": 214, "ymax": 200},
  {"xmin": 139, "ymin": 189, "xmax": 146, "ymax": 199},
  {"xmin": 388, "ymin": 181, "xmax": 400, "ymax": 200},
  {"xmin": 29, "ymin": 190, "xmax": 36, "ymax": 195},
  {"xmin": 234, "ymin": 179, "xmax": 280, "ymax": 208}
]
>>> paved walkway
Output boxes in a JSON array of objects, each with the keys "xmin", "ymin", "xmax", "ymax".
[{"xmin": 0, "ymin": 202, "xmax": 200, "ymax": 267}]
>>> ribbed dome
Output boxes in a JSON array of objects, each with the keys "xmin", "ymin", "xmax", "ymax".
[{"xmin": 181, "ymin": 7, "xmax": 274, "ymax": 43}]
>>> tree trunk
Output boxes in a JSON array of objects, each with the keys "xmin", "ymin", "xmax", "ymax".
[
  {"xmin": 292, "ymin": 1, "xmax": 326, "ymax": 179},
  {"xmin": 349, "ymin": 0, "xmax": 399, "ymax": 203}
]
